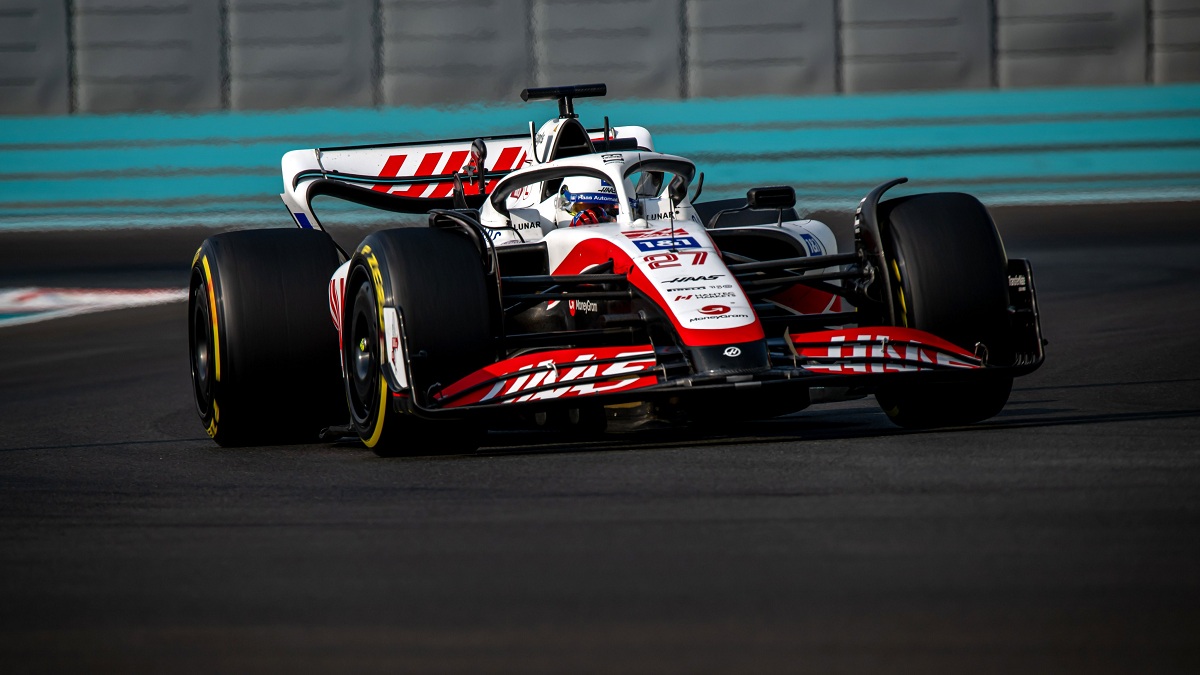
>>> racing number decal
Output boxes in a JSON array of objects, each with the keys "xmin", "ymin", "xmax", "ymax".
[
  {"xmin": 361, "ymin": 246, "xmax": 390, "ymax": 448},
  {"xmin": 643, "ymin": 250, "xmax": 708, "ymax": 269}
]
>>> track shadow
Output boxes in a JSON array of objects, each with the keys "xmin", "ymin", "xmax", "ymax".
[
  {"xmin": 1018, "ymin": 377, "xmax": 1200, "ymax": 392},
  {"xmin": 463, "ymin": 406, "xmax": 1200, "ymax": 458},
  {"xmin": 12, "ymin": 405, "xmax": 1194, "ymax": 458}
]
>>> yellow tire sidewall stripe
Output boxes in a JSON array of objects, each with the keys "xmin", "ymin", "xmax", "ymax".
[
  {"xmin": 364, "ymin": 377, "xmax": 388, "ymax": 448},
  {"xmin": 205, "ymin": 401, "xmax": 220, "ymax": 438},
  {"xmin": 202, "ymin": 255, "xmax": 221, "ymax": 382},
  {"xmin": 891, "ymin": 259, "xmax": 908, "ymax": 327},
  {"xmin": 361, "ymin": 245, "xmax": 389, "ymax": 449}
]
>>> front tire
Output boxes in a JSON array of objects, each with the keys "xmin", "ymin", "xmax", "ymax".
[
  {"xmin": 189, "ymin": 228, "xmax": 345, "ymax": 445},
  {"xmin": 871, "ymin": 193, "xmax": 1014, "ymax": 428},
  {"xmin": 343, "ymin": 227, "xmax": 494, "ymax": 456}
]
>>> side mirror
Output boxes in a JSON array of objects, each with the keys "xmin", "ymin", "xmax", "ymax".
[
  {"xmin": 469, "ymin": 138, "xmax": 488, "ymax": 189},
  {"xmin": 452, "ymin": 173, "xmax": 468, "ymax": 209},
  {"xmin": 746, "ymin": 185, "xmax": 795, "ymax": 210},
  {"xmin": 668, "ymin": 174, "xmax": 689, "ymax": 206}
]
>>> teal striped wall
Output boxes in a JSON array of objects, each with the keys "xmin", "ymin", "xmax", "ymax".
[{"xmin": 2, "ymin": 83, "xmax": 1198, "ymax": 231}]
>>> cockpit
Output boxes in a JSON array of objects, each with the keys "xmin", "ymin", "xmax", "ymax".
[{"xmin": 476, "ymin": 152, "xmax": 700, "ymax": 243}]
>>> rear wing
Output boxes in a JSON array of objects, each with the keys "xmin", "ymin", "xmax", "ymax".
[{"xmin": 280, "ymin": 126, "xmax": 653, "ymax": 231}]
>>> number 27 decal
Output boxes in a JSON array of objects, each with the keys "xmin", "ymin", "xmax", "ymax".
[{"xmin": 644, "ymin": 251, "xmax": 709, "ymax": 269}]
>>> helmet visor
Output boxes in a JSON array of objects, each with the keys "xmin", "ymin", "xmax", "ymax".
[{"xmin": 561, "ymin": 187, "xmax": 620, "ymax": 215}]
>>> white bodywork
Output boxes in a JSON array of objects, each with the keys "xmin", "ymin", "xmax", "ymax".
[
  {"xmin": 280, "ymin": 119, "xmax": 654, "ymax": 232},
  {"xmin": 292, "ymin": 115, "xmax": 839, "ymax": 371}
]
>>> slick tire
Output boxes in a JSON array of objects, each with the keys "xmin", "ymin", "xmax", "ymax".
[
  {"xmin": 189, "ymin": 228, "xmax": 345, "ymax": 446},
  {"xmin": 342, "ymin": 227, "xmax": 494, "ymax": 457},
  {"xmin": 872, "ymin": 192, "xmax": 1014, "ymax": 428}
]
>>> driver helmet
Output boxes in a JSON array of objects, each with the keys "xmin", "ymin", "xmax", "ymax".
[{"xmin": 559, "ymin": 176, "xmax": 620, "ymax": 226}]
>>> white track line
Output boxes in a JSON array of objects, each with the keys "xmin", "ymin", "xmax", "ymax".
[{"xmin": 0, "ymin": 287, "xmax": 189, "ymax": 328}]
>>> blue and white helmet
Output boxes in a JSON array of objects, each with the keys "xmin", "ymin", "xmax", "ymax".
[{"xmin": 558, "ymin": 176, "xmax": 620, "ymax": 225}]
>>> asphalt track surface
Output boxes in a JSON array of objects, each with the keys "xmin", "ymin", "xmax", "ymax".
[{"xmin": 1, "ymin": 202, "xmax": 1199, "ymax": 674}]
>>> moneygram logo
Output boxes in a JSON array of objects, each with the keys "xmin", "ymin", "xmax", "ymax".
[
  {"xmin": 568, "ymin": 299, "xmax": 599, "ymax": 315},
  {"xmin": 699, "ymin": 305, "xmax": 730, "ymax": 315}
]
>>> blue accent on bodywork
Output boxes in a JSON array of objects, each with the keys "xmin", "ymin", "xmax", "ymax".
[
  {"xmin": 799, "ymin": 233, "xmax": 824, "ymax": 256},
  {"xmin": 634, "ymin": 236, "xmax": 700, "ymax": 252}
]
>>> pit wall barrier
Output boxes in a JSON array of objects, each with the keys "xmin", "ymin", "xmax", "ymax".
[{"xmin": 1, "ymin": 83, "xmax": 1198, "ymax": 231}]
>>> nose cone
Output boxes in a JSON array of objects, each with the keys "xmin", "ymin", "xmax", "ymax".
[{"xmin": 687, "ymin": 341, "xmax": 770, "ymax": 377}]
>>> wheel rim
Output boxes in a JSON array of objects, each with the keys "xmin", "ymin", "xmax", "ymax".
[
  {"xmin": 190, "ymin": 279, "xmax": 213, "ymax": 416},
  {"xmin": 346, "ymin": 280, "xmax": 380, "ymax": 426}
]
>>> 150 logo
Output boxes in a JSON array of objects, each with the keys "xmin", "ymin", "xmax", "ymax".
[
  {"xmin": 633, "ymin": 237, "xmax": 700, "ymax": 252},
  {"xmin": 800, "ymin": 233, "xmax": 824, "ymax": 256}
]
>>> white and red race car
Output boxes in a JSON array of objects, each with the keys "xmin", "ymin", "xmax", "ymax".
[{"xmin": 188, "ymin": 83, "xmax": 1044, "ymax": 454}]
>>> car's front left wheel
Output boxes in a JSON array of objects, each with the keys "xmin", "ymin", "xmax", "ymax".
[{"xmin": 342, "ymin": 227, "xmax": 495, "ymax": 456}]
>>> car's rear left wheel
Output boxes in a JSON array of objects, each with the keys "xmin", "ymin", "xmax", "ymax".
[{"xmin": 189, "ymin": 228, "xmax": 345, "ymax": 445}]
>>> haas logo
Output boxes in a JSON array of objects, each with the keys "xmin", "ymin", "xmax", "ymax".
[{"xmin": 699, "ymin": 305, "xmax": 730, "ymax": 315}]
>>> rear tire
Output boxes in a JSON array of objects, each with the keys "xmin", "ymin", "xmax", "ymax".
[
  {"xmin": 871, "ymin": 193, "xmax": 1014, "ymax": 428},
  {"xmin": 189, "ymin": 228, "xmax": 345, "ymax": 445},
  {"xmin": 343, "ymin": 227, "xmax": 494, "ymax": 456}
]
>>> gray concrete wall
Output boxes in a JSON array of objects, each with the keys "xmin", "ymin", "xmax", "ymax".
[
  {"xmin": 841, "ymin": 0, "xmax": 992, "ymax": 93},
  {"xmin": 686, "ymin": 0, "xmax": 837, "ymax": 97},
  {"xmin": 229, "ymin": 0, "xmax": 377, "ymax": 110},
  {"xmin": 1, "ymin": 0, "xmax": 1196, "ymax": 116},
  {"xmin": 381, "ymin": 0, "xmax": 531, "ymax": 106},
  {"xmin": 0, "ymin": 0, "xmax": 70, "ymax": 115},
  {"xmin": 1152, "ymin": 0, "xmax": 1200, "ymax": 83},
  {"xmin": 73, "ymin": 0, "xmax": 222, "ymax": 114},
  {"xmin": 533, "ymin": 0, "xmax": 681, "ymax": 99},
  {"xmin": 996, "ymin": 0, "xmax": 1148, "ymax": 88}
]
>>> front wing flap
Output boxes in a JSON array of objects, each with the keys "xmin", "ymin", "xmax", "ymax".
[
  {"xmin": 431, "ymin": 345, "xmax": 661, "ymax": 409},
  {"xmin": 416, "ymin": 326, "xmax": 1024, "ymax": 415}
]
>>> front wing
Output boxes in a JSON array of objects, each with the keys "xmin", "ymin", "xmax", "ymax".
[{"xmin": 421, "ymin": 326, "xmax": 1024, "ymax": 415}]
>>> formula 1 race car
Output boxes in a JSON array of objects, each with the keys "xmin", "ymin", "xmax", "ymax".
[{"xmin": 188, "ymin": 83, "xmax": 1045, "ymax": 454}]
